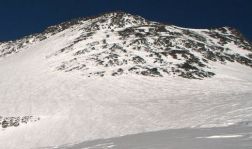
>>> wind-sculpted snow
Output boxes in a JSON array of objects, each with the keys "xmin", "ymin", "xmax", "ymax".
[{"xmin": 42, "ymin": 122, "xmax": 252, "ymax": 149}]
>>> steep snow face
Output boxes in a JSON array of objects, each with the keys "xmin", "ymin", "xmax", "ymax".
[
  {"xmin": 0, "ymin": 12, "xmax": 252, "ymax": 149},
  {"xmin": 44, "ymin": 16, "xmax": 252, "ymax": 79}
]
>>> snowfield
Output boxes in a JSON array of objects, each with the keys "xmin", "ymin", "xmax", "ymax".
[
  {"xmin": 0, "ymin": 12, "xmax": 252, "ymax": 149},
  {"xmin": 42, "ymin": 122, "xmax": 252, "ymax": 149}
]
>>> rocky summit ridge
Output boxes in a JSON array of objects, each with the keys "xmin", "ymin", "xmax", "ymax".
[{"xmin": 0, "ymin": 11, "xmax": 252, "ymax": 79}]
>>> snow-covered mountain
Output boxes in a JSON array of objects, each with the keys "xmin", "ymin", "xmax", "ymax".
[
  {"xmin": 1, "ymin": 12, "xmax": 251, "ymax": 79},
  {"xmin": 0, "ymin": 12, "xmax": 252, "ymax": 149}
]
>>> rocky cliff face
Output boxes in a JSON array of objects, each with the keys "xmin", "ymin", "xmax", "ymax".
[{"xmin": 1, "ymin": 12, "xmax": 252, "ymax": 79}]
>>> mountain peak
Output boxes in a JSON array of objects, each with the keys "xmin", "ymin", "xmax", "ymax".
[
  {"xmin": 41, "ymin": 11, "xmax": 149, "ymax": 36},
  {"xmin": 0, "ymin": 12, "xmax": 252, "ymax": 79},
  {"xmin": 99, "ymin": 11, "xmax": 136, "ymax": 17}
]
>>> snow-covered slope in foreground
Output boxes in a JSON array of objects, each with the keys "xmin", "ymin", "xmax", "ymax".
[
  {"xmin": 44, "ymin": 122, "xmax": 252, "ymax": 149},
  {"xmin": 0, "ymin": 12, "xmax": 252, "ymax": 149}
]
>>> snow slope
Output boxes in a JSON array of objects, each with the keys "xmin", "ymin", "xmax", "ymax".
[
  {"xmin": 43, "ymin": 122, "xmax": 252, "ymax": 149},
  {"xmin": 0, "ymin": 12, "xmax": 252, "ymax": 149}
]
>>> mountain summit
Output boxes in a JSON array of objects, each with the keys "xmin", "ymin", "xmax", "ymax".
[
  {"xmin": 0, "ymin": 12, "xmax": 252, "ymax": 149},
  {"xmin": 1, "ymin": 12, "xmax": 251, "ymax": 79}
]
